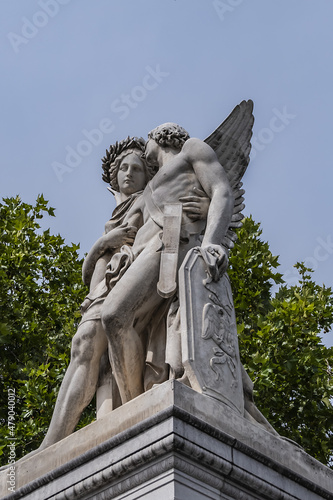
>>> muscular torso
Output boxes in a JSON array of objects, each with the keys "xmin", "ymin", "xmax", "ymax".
[
  {"xmin": 131, "ymin": 151, "xmax": 206, "ymax": 255},
  {"xmin": 147, "ymin": 153, "xmax": 202, "ymax": 212}
]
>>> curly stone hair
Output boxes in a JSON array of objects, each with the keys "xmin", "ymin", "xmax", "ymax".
[
  {"xmin": 147, "ymin": 122, "xmax": 190, "ymax": 150},
  {"xmin": 102, "ymin": 136, "xmax": 156, "ymax": 192}
]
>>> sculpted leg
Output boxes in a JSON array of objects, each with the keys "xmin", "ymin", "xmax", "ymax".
[
  {"xmin": 106, "ymin": 321, "xmax": 145, "ymax": 403},
  {"xmin": 101, "ymin": 248, "xmax": 163, "ymax": 404},
  {"xmin": 40, "ymin": 320, "xmax": 108, "ymax": 449}
]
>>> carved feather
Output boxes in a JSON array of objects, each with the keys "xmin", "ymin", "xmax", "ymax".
[{"xmin": 204, "ymin": 100, "xmax": 254, "ymax": 251}]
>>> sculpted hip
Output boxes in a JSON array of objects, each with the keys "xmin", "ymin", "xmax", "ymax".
[{"xmin": 132, "ymin": 218, "xmax": 162, "ymax": 258}]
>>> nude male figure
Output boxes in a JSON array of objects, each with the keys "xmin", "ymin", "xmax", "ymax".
[{"xmin": 101, "ymin": 123, "xmax": 234, "ymax": 405}]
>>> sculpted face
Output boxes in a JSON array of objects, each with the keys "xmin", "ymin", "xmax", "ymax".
[
  {"xmin": 144, "ymin": 139, "xmax": 161, "ymax": 169},
  {"xmin": 117, "ymin": 152, "xmax": 147, "ymax": 196}
]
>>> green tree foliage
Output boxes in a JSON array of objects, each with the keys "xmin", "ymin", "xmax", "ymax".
[
  {"xmin": 0, "ymin": 196, "xmax": 88, "ymax": 465},
  {"xmin": 0, "ymin": 199, "xmax": 332, "ymax": 468},
  {"xmin": 229, "ymin": 217, "xmax": 333, "ymax": 466}
]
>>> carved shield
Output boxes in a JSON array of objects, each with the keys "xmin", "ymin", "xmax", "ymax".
[{"xmin": 179, "ymin": 248, "xmax": 244, "ymax": 415}]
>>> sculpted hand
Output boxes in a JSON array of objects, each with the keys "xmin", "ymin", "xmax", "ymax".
[
  {"xmin": 180, "ymin": 186, "xmax": 209, "ymax": 221},
  {"xmin": 200, "ymin": 244, "xmax": 229, "ymax": 281},
  {"xmin": 104, "ymin": 224, "xmax": 137, "ymax": 249}
]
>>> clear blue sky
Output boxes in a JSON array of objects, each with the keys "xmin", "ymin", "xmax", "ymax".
[{"xmin": 1, "ymin": 0, "xmax": 332, "ymax": 346}]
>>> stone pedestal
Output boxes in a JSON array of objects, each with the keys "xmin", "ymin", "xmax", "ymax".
[{"xmin": 1, "ymin": 380, "xmax": 332, "ymax": 499}]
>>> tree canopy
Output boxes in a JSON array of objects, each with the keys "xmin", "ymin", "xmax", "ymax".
[
  {"xmin": 0, "ymin": 197, "xmax": 332, "ymax": 467},
  {"xmin": 0, "ymin": 195, "xmax": 89, "ymax": 463},
  {"xmin": 228, "ymin": 218, "xmax": 333, "ymax": 466}
]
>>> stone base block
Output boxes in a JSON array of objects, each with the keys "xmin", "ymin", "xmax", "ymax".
[{"xmin": 1, "ymin": 380, "xmax": 332, "ymax": 499}]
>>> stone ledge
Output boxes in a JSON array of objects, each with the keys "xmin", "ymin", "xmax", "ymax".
[{"xmin": 1, "ymin": 380, "xmax": 332, "ymax": 499}]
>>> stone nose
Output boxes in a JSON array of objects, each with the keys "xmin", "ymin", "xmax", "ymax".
[{"xmin": 125, "ymin": 167, "xmax": 133, "ymax": 178}]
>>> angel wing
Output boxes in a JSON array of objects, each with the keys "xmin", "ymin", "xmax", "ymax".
[{"xmin": 204, "ymin": 100, "xmax": 254, "ymax": 250}]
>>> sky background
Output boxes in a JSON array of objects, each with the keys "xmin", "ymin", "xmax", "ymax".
[{"xmin": 1, "ymin": 0, "xmax": 332, "ymax": 346}]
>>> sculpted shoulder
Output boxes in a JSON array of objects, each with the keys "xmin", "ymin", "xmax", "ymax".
[{"xmin": 181, "ymin": 137, "xmax": 217, "ymax": 163}]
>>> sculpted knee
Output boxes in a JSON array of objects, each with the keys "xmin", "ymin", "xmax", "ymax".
[{"xmin": 101, "ymin": 306, "xmax": 126, "ymax": 336}]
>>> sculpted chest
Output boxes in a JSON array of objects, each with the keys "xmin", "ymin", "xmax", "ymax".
[{"xmin": 151, "ymin": 160, "xmax": 203, "ymax": 205}]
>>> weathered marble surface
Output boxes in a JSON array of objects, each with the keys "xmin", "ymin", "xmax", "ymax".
[{"xmin": 1, "ymin": 381, "xmax": 332, "ymax": 499}]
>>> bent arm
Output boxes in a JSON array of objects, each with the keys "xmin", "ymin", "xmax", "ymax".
[
  {"xmin": 88, "ymin": 252, "xmax": 112, "ymax": 291},
  {"xmin": 82, "ymin": 195, "xmax": 145, "ymax": 287},
  {"xmin": 82, "ymin": 221, "xmax": 140, "ymax": 287},
  {"xmin": 82, "ymin": 233, "xmax": 117, "ymax": 287}
]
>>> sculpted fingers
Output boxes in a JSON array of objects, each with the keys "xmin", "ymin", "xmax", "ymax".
[
  {"xmin": 206, "ymin": 244, "xmax": 223, "ymax": 260},
  {"xmin": 180, "ymin": 195, "xmax": 202, "ymax": 203},
  {"xmin": 207, "ymin": 244, "xmax": 227, "ymax": 262},
  {"xmin": 205, "ymin": 244, "xmax": 229, "ymax": 278},
  {"xmin": 125, "ymin": 225, "xmax": 137, "ymax": 236},
  {"xmin": 121, "ymin": 225, "xmax": 137, "ymax": 244},
  {"xmin": 192, "ymin": 186, "xmax": 206, "ymax": 197},
  {"xmin": 181, "ymin": 194, "xmax": 209, "ymax": 221},
  {"xmin": 182, "ymin": 202, "xmax": 201, "ymax": 211},
  {"xmin": 182, "ymin": 204, "xmax": 201, "ymax": 220},
  {"xmin": 104, "ymin": 224, "xmax": 137, "ymax": 249}
]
